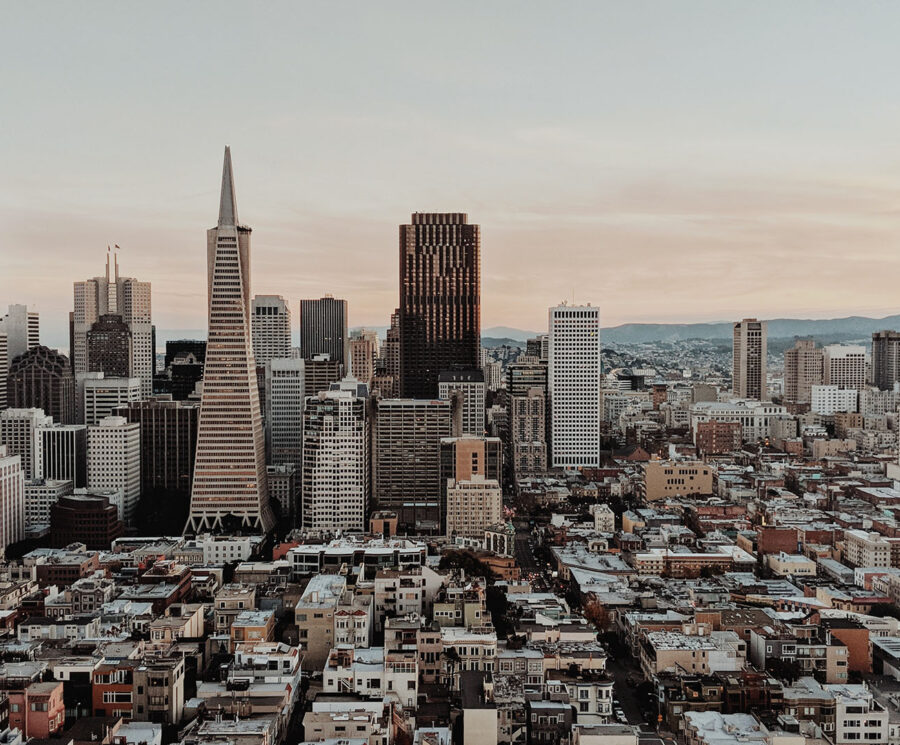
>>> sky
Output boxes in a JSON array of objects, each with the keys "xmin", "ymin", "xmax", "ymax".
[{"xmin": 4, "ymin": 1, "xmax": 900, "ymax": 346}]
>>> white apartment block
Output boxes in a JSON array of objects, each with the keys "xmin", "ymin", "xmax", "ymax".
[
  {"xmin": 251, "ymin": 295, "xmax": 292, "ymax": 366},
  {"xmin": 265, "ymin": 357, "xmax": 305, "ymax": 467},
  {"xmin": 811, "ymin": 385, "xmax": 859, "ymax": 415},
  {"xmin": 828, "ymin": 684, "xmax": 890, "ymax": 745},
  {"xmin": 483, "ymin": 361, "xmax": 502, "ymax": 391},
  {"xmin": 689, "ymin": 400, "xmax": 788, "ymax": 443},
  {"xmin": 302, "ymin": 378, "xmax": 370, "ymax": 532},
  {"xmin": 73, "ymin": 252, "xmax": 152, "ymax": 397},
  {"xmin": 0, "ymin": 408, "xmax": 52, "ymax": 480},
  {"xmin": 24, "ymin": 478, "xmax": 73, "ymax": 530},
  {"xmin": 83, "ymin": 376, "xmax": 141, "ymax": 426},
  {"xmin": 824, "ymin": 345, "xmax": 867, "ymax": 391},
  {"xmin": 0, "ymin": 446, "xmax": 25, "ymax": 553},
  {"xmin": 445, "ymin": 475, "xmax": 502, "ymax": 540},
  {"xmin": 549, "ymin": 304, "xmax": 602, "ymax": 468},
  {"xmin": 591, "ymin": 503, "xmax": 615, "ymax": 532},
  {"xmin": 87, "ymin": 416, "xmax": 141, "ymax": 525}
]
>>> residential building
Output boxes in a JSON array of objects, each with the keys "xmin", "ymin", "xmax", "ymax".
[
  {"xmin": 399, "ymin": 213, "xmax": 480, "ymax": 398},
  {"xmin": 695, "ymin": 420, "xmax": 741, "ymax": 456},
  {"xmin": 440, "ymin": 436, "xmax": 502, "ymax": 535},
  {"xmin": 784, "ymin": 339, "xmax": 823, "ymax": 404},
  {"xmin": 549, "ymin": 303, "xmax": 602, "ymax": 468},
  {"xmin": 690, "ymin": 400, "xmax": 788, "ymax": 442},
  {"xmin": 811, "ymin": 385, "xmax": 858, "ymax": 415},
  {"xmin": 732, "ymin": 318, "xmax": 767, "ymax": 400},
  {"xmin": 187, "ymin": 147, "xmax": 273, "ymax": 533},
  {"xmin": 844, "ymin": 530, "xmax": 892, "ymax": 568},
  {"xmin": 446, "ymin": 475, "xmax": 502, "ymax": 540},
  {"xmin": 824, "ymin": 345, "xmax": 867, "ymax": 391},
  {"xmin": 509, "ymin": 386, "xmax": 547, "ymax": 476}
]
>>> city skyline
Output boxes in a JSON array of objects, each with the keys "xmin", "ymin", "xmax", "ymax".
[{"xmin": 7, "ymin": 3, "xmax": 900, "ymax": 339}]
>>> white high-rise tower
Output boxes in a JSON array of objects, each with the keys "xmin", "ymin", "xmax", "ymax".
[
  {"xmin": 251, "ymin": 295, "xmax": 292, "ymax": 365},
  {"xmin": 548, "ymin": 303, "xmax": 602, "ymax": 468},
  {"xmin": 73, "ymin": 250, "xmax": 152, "ymax": 398},
  {"xmin": 187, "ymin": 147, "xmax": 273, "ymax": 533}
]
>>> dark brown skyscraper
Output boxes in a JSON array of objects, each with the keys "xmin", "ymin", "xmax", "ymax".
[
  {"xmin": 87, "ymin": 314, "xmax": 132, "ymax": 377},
  {"xmin": 7, "ymin": 346, "xmax": 75, "ymax": 424},
  {"xmin": 399, "ymin": 213, "xmax": 480, "ymax": 399}
]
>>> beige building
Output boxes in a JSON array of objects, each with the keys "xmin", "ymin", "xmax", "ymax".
[
  {"xmin": 784, "ymin": 339, "xmax": 823, "ymax": 404},
  {"xmin": 640, "ymin": 628, "xmax": 746, "ymax": 678},
  {"xmin": 446, "ymin": 475, "xmax": 502, "ymax": 540},
  {"xmin": 349, "ymin": 330, "xmax": 378, "ymax": 386},
  {"xmin": 214, "ymin": 584, "xmax": 256, "ymax": 635},
  {"xmin": 642, "ymin": 460, "xmax": 713, "ymax": 501},
  {"xmin": 733, "ymin": 318, "xmax": 767, "ymax": 400},
  {"xmin": 843, "ymin": 529, "xmax": 891, "ymax": 568},
  {"xmin": 768, "ymin": 552, "xmax": 817, "ymax": 577},
  {"xmin": 295, "ymin": 574, "xmax": 347, "ymax": 669},
  {"xmin": 824, "ymin": 345, "xmax": 867, "ymax": 391}
]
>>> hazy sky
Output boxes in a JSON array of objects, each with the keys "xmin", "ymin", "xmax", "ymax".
[{"xmin": 4, "ymin": 2, "xmax": 900, "ymax": 344}]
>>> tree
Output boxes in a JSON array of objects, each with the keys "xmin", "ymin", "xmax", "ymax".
[{"xmin": 583, "ymin": 598, "xmax": 612, "ymax": 632}]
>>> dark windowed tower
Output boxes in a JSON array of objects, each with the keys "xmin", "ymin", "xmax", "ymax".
[
  {"xmin": 399, "ymin": 213, "xmax": 481, "ymax": 399},
  {"xmin": 87, "ymin": 314, "xmax": 132, "ymax": 377},
  {"xmin": 299, "ymin": 296, "xmax": 348, "ymax": 369}
]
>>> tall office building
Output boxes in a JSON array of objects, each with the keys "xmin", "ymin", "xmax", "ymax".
[
  {"xmin": 87, "ymin": 415, "xmax": 141, "ymax": 525},
  {"xmin": 115, "ymin": 398, "xmax": 199, "ymax": 498},
  {"xmin": 0, "ymin": 304, "xmax": 40, "ymax": 361},
  {"xmin": 509, "ymin": 387, "xmax": 547, "ymax": 476},
  {"xmin": 86, "ymin": 314, "xmax": 132, "ymax": 377},
  {"xmin": 302, "ymin": 378, "xmax": 370, "ymax": 532},
  {"xmin": 25, "ymin": 478, "xmax": 74, "ymax": 532},
  {"xmin": 399, "ymin": 213, "xmax": 481, "ymax": 398},
  {"xmin": 6, "ymin": 346, "xmax": 75, "ymax": 424},
  {"xmin": 304, "ymin": 354, "xmax": 343, "ymax": 397},
  {"xmin": 73, "ymin": 249, "xmax": 153, "ymax": 397},
  {"xmin": 40, "ymin": 424, "xmax": 87, "ymax": 488},
  {"xmin": 548, "ymin": 304, "xmax": 602, "ymax": 468},
  {"xmin": 872, "ymin": 331, "xmax": 900, "ymax": 391},
  {"xmin": 187, "ymin": 147, "xmax": 273, "ymax": 534},
  {"xmin": 251, "ymin": 295, "xmax": 292, "ymax": 365},
  {"xmin": 300, "ymin": 296, "xmax": 348, "ymax": 368},
  {"xmin": 374, "ymin": 310, "xmax": 400, "ymax": 398},
  {"xmin": 83, "ymin": 376, "xmax": 141, "ymax": 426},
  {"xmin": 265, "ymin": 358, "xmax": 305, "ymax": 467},
  {"xmin": 373, "ymin": 398, "xmax": 461, "ymax": 533},
  {"xmin": 732, "ymin": 318, "xmax": 768, "ymax": 400},
  {"xmin": 438, "ymin": 369, "xmax": 485, "ymax": 437},
  {"xmin": 824, "ymin": 345, "xmax": 867, "ymax": 391},
  {"xmin": 0, "ymin": 408, "xmax": 52, "ymax": 480},
  {"xmin": 266, "ymin": 464, "xmax": 297, "ymax": 526},
  {"xmin": 783, "ymin": 339, "xmax": 823, "ymax": 404},
  {"xmin": 0, "ymin": 446, "xmax": 25, "ymax": 552},
  {"xmin": 439, "ymin": 436, "xmax": 502, "ymax": 535},
  {"xmin": 0, "ymin": 333, "xmax": 7, "ymax": 411},
  {"xmin": 349, "ymin": 330, "xmax": 378, "ymax": 386}
]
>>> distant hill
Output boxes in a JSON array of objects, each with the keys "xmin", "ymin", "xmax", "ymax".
[
  {"xmin": 601, "ymin": 315, "xmax": 900, "ymax": 344},
  {"xmin": 481, "ymin": 337, "xmax": 526, "ymax": 348}
]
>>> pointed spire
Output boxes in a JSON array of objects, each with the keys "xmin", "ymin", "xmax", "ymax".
[{"xmin": 218, "ymin": 146, "xmax": 239, "ymax": 227}]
